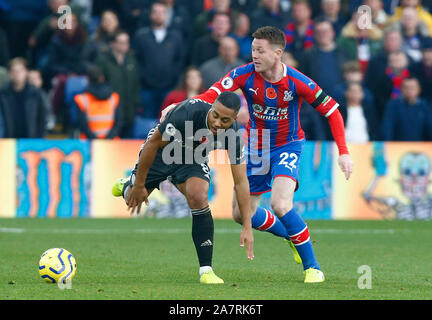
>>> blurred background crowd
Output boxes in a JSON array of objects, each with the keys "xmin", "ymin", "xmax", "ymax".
[{"xmin": 0, "ymin": 0, "xmax": 431, "ymax": 142}]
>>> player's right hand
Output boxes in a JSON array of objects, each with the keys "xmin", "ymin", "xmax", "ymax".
[
  {"xmin": 240, "ymin": 226, "xmax": 254, "ymax": 260},
  {"xmin": 338, "ymin": 154, "xmax": 354, "ymax": 180},
  {"xmin": 126, "ymin": 185, "xmax": 149, "ymax": 215}
]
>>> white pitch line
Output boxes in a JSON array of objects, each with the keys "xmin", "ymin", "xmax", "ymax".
[
  {"xmin": 0, "ymin": 227, "xmax": 25, "ymax": 233},
  {"xmin": 0, "ymin": 227, "xmax": 405, "ymax": 235}
]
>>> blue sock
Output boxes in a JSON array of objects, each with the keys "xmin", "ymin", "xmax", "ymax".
[
  {"xmin": 251, "ymin": 207, "xmax": 289, "ymax": 239},
  {"xmin": 279, "ymin": 208, "xmax": 320, "ymax": 270}
]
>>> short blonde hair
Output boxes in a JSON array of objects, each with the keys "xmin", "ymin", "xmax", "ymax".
[{"xmin": 8, "ymin": 57, "xmax": 28, "ymax": 71}]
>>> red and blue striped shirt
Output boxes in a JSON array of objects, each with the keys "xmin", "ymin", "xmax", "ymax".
[{"xmin": 195, "ymin": 62, "xmax": 340, "ymax": 150}]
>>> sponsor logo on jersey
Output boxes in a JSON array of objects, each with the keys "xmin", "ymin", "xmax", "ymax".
[
  {"xmin": 252, "ymin": 104, "xmax": 264, "ymax": 113},
  {"xmin": 249, "ymin": 88, "xmax": 259, "ymax": 95},
  {"xmin": 307, "ymin": 81, "xmax": 316, "ymax": 89},
  {"xmin": 252, "ymin": 104, "xmax": 289, "ymax": 120}
]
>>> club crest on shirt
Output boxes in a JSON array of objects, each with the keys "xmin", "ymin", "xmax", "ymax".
[{"xmin": 283, "ymin": 90, "xmax": 294, "ymax": 101}]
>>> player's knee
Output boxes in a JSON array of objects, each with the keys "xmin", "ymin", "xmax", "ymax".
[
  {"xmin": 186, "ymin": 191, "xmax": 208, "ymax": 210},
  {"xmin": 271, "ymin": 200, "xmax": 293, "ymax": 217}
]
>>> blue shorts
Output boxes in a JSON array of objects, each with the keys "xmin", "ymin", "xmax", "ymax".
[{"xmin": 246, "ymin": 140, "xmax": 305, "ymax": 195}]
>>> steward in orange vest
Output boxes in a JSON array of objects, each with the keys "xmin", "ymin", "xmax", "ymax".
[{"xmin": 73, "ymin": 66, "xmax": 122, "ymax": 139}]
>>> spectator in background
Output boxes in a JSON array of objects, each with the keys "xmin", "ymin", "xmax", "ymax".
[
  {"xmin": 44, "ymin": 12, "xmax": 88, "ymax": 79},
  {"xmin": 159, "ymin": 0, "xmax": 191, "ymax": 42},
  {"xmin": 343, "ymin": 82, "xmax": 377, "ymax": 142},
  {"xmin": 160, "ymin": 66, "xmax": 205, "ymax": 116},
  {"xmin": 382, "ymin": 77, "xmax": 432, "ymax": 141},
  {"xmin": 73, "ymin": 66, "xmax": 122, "ymax": 139},
  {"xmin": 200, "ymin": 37, "xmax": 245, "ymax": 89},
  {"xmin": 230, "ymin": 12, "xmax": 253, "ymax": 62},
  {"xmin": 28, "ymin": 69, "xmax": 55, "ymax": 132},
  {"xmin": 192, "ymin": 0, "xmax": 239, "ymax": 40},
  {"xmin": 44, "ymin": 13, "xmax": 87, "ymax": 132},
  {"xmin": 0, "ymin": 58, "xmax": 47, "ymax": 138},
  {"xmin": 365, "ymin": 28, "xmax": 404, "ymax": 87},
  {"xmin": 390, "ymin": 0, "xmax": 432, "ymax": 34},
  {"xmin": 191, "ymin": 13, "xmax": 232, "ymax": 67},
  {"xmin": 333, "ymin": 61, "xmax": 378, "ymax": 139},
  {"xmin": 82, "ymin": 9, "xmax": 120, "ymax": 65},
  {"xmin": 133, "ymin": 2, "xmax": 185, "ymax": 120},
  {"xmin": 337, "ymin": 11, "xmax": 383, "ymax": 75},
  {"xmin": 394, "ymin": 7, "xmax": 431, "ymax": 62},
  {"xmin": 315, "ymin": 0, "xmax": 348, "ymax": 37},
  {"xmin": 299, "ymin": 19, "xmax": 349, "ymax": 100},
  {"xmin": 369, "ymin": 50, "xmax": 411, "ymax": 124},
  {"xmin": 298, "ymin": 19, "xmax": 349, "ymax": 140},
  {"xmin": 363, "ymin": 0, "xmax": 391, "ymax": 30},
  {"xmin": 249, "ymin": 0, "xmax": 291, "ymax": 32},
  {"xmin": 284, "ymin": 0, "xmax": 315, "ymax": 61},
  {"xmin": 28, "ymin": 0, "xmax": 83, "ymax": 71},
  {"xmin": 96, "ymin": 30, "xmax": 141, "ymax": 138},
  {"xmin": 139, "ymin": 0, "xmax": 191, "ymax": 42},
  {"xmin": 410, "ymin": 37, "xmax": 432, "ymax": 104}
]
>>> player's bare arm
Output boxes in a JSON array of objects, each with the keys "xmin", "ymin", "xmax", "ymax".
[
  {"xmin": 327, "ymin": 109, "xmax": 354, "ymax": 180},
  {"xmin": 230, "ymin": 163, "xmax": 254, "ymax": 260},
  {"xmin": 126, "ymin": 129, "xmax": 168, "ymax": 214}
]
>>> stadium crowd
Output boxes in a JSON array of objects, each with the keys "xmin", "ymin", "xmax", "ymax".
[{"xmin": 0, "ymin": 0, "xmax": 431, "ymax": 141}]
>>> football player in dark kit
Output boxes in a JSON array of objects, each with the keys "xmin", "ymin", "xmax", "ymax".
[{"xmin": 112, "ymin": 92, "xmax": 254, "ymax": 284}]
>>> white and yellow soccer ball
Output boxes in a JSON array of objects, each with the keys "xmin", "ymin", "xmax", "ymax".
[{"xmin": 38, "ymin": 248, "xmax": 77, "ymax": 284}]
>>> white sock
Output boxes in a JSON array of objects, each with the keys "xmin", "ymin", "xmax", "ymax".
[{"xmin": 199, "ymin": 266, "xmax": 213, "ymax": 276}]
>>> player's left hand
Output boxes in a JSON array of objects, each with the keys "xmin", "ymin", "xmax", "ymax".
[
  {"xmin": 160, "ymin": 103, "xmax": 176, "ymax": 122},
  {"xmin": 338, "ymin": 154, "xmax": 354, "ymax": 180},
  {"xmin": 240, "ymin": 226, "xmax": 254, "ymax": 260},
  {"xmin": 126, "ymin": 185, "xmax": 149, "ymax": 215}
]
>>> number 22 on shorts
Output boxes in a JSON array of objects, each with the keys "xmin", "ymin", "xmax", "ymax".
[{"xmin": 279, "ymin": 152, "xmax": 298, "ymax": 172}]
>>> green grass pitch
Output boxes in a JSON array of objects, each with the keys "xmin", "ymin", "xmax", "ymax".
[{"xmin": 1, "ymin": 218, "xmax": 431, "ymax": 300}]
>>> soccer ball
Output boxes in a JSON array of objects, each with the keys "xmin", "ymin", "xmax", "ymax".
[{"xmin": 38, "ymin": 248, "xmax": 77, "ymax": 284}]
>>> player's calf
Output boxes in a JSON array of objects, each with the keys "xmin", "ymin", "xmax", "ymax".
[{"xmin": 279, "ymin": 208, "xmax": 321, "ymax": 271}]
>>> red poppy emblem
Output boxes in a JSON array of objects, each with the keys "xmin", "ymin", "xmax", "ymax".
[{"xmin": 266, "ymin": 87, "xmax": 277, "ymax": 99}]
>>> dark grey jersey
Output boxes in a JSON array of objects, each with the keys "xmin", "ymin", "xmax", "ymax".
[{"xmin": 157, "ymin": 98, "xmax": 245, "ymax": 165}]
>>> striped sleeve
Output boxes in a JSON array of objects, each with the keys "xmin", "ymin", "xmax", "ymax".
[
  {"xmin": 309, "ymin": 88, "xmax": 340, "ymax": 117},
  {"xmin": 292, "ymin": 71, "xmax": 339, "ymax": 117}
]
